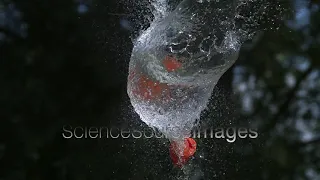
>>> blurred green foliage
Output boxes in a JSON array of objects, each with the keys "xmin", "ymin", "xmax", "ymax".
[{"xmin": 0, "ymin": 0, "xmax": 319, "ymax": 180}]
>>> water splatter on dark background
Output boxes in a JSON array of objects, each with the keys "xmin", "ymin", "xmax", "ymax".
[{"xmin": 1, "ymin": 0, "xmax": 319, "ymax": 179}]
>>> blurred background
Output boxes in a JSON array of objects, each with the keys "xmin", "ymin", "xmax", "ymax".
[{"xmin": 0, "ymin": 0, "xmax": 319, "ymax": 179}]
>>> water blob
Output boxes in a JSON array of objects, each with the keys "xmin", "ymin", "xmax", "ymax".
[{"xmin": 127, "ymin": 0, "xmax": 250, "ymax": 167}]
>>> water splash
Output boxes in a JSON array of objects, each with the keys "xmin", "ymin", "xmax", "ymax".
[
  {"xmin": 127, "ymin": 0, "xmax": 285, "ymax": 142},
  {"xmin": 128, "ymin": 0, "xmax": 245, "ymax": 141},
  {"xmin": 150, "ymin": 0, "xmax": 169, "ymax": 19}
]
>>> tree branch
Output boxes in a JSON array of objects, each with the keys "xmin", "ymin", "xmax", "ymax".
[
  {"xmin": 262, "ymin": 65, "xmax": 314, "ymax": 133},
  {"xmin": 293, "ymin": 136, "xmax": 320, "ymax": 148},
  {"xmin": 0, "ymin": 27, "xmax": 23, "ymax": 40}
]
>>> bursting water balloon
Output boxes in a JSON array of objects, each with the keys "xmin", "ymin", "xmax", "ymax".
[{"xmin": 127, "ymin": 0, "xmax": 250, "ymax": 166}]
